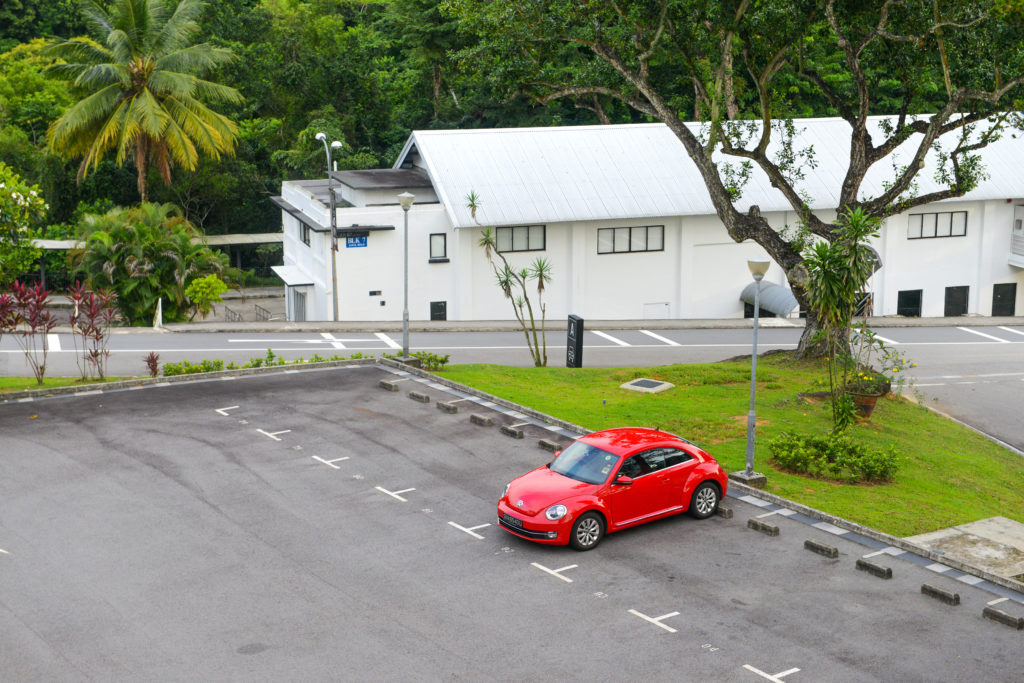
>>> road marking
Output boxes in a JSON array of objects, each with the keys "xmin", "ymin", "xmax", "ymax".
[
  {"xmin": 738, "ymin": 495, "xmax": 772, "ymax": 508},
  {"xmin": 863, "ymin": 546, "xmax": 905, "ymax": 558},
  {"xmin": 256, "ymin": 428, "xmax": 291, "ymax": 441},
  {"xmin": 628, "ymin": 609, "xmax": 680, "ymax": 633},
  {"xmin": 756, "ymin": 509, "xmax": 796, "ymax": 519},
  {"xmin": 998, "ymin": 326, "xmax": 1024, "ymax": 337},
  {"xmin": 47, "ymin": 333, "xmax": 61, "ymax": 351},
  {"xmin": 509, "ymin": 422, "xmax": 529, "ymax": 428},
  {"xmin": 312, "ymin": 456, "xmax": 350, "ymax": 469},
  {"xmin": 531, "ymin": 562, "xmax": 578, "ymax": 583},
  {"xmin": 592, "ymin": 330, "xmax": 630, "ymax": 346},
  {"xmin": 811, "ymin": 521, "xmax": 849, "ymax": 536},
  {"xmin": 448, "ymin": 521, "xmax": 490, "ymax": 539},
  {"xmin": 375, "ymin": 486, "xmax": 415, "ymax": 502},
  {"xmin": 871, "ymin": 333, "xmax": 900, "ymax": 345},
  {"xmin": 215, "ymin": 405, "xmax": 239, "ymax": 416},
  {"xmin": 640, "ymin": 329, "xmax": 680, "ymax": 346},
  {"xmin": 375, "ymin": 332, "xmax": 402, "ymax": 349},
  {"xmin": 957, "ymin": 327, "xmax": 1011, "ymax": 343},
  {"xmin": 925, "ymin": 563, "xmax": 951, "ymax": 573},
  {"xmin": 0, "ymin": 547, "xmax": 8, "ymax": 555},
  {"xmin": 321, "ymin": 332, "xmax": 346, "ymax": 349},
  {"xmin": 743, "ymin": 665, "xmax": 801, "ymax": 682},
  {"xmin": 957, "ymin": 574, "xmax": 984, "ymax": 586},
  {"xmin": 988, "ymin": 597, "xmax": 1008, "ymax": 606}
]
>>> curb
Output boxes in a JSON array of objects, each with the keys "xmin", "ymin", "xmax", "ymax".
[
  {"xmin": 921, "ymin": 583, "xmax": 960, "ymax": 605},
  {"xmin": 856, "ymin": 558, "xmax": 893, "ymax": 579}
]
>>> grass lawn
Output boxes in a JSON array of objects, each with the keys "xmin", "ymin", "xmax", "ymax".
[
  {"xmin": 441, "ymin": 354, "xmax": 1024, "ymax": 538},
  {"xmin": 0, "ymin": 376, "xmax": 129, "ymax": 393}
]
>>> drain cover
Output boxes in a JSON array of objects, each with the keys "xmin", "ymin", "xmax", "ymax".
[{"xmin": 620, "ymin": 378, "xmax": 675, "ymax": 393}]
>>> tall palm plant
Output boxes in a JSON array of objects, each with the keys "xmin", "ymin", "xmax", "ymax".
[{"xmin": 46, "ymin": 0, "xmax": 242, "ymax": 202}]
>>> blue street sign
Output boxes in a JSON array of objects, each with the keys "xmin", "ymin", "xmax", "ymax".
[{"xmin": 346, "ymin": 236, "xmax": 367, "ymax": 248}]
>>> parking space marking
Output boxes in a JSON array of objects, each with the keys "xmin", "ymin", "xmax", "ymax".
[
  {"xmin": 375, "ymin": 486, "xmax": 415, "ymax": 502},
  {"xmin": 926, "ymin": 563, "xmax": 952, "ymax": 574},
  {"xmin": 47, "ymin": 334, "xmax": 61, "ymax": 352},
  {"xmin": 738, "ymin": 495, "xmax": 772, "ymax": 508},
  {"xmin": 592, "ymin": 330, "xmax": 630, "ymax": 346},
  {"xmin": 530, "ymin": 562, "xmax": 578, "ymax": 583},
  {"xmin": 756, "ymin": 509, "xmax": 796, "ymax": 519},
  {"xmin": 871, "ymin": 333, "xmax": 899, "ymax": 345},
  {"xmin": 312, "ymin": 456, "xmax": 350, "ymax": 469},
  {"xmin": 509, "ymin": 422, "xmax": 530, "ymax": 428},
  {"xmin": 374, "ymin": 332, "xmax": 402, "ymax": 349},
  {"xmin": 998, "ymin": 326, "xmax": 1024, "ymax": 337},
  {"xmin": 863, "ymin": 546, "xmax": 905, "ymax": 558},
  {"xmin": 256, "ymin": 428, "xmax": 291, "ymax": 441},
  {"xmin": 957, "ymin": 574, "xmax": 984, "ymax": 586},
  {"xmin": 320, "ymin": 332, "xmax": 346, "ymax": 349},
  {"xmin": 988, "ymin": 597, "xmax": 1009, "ymax": 606},
  {"xmin": 447, "ymin": 522, "xmax": 490, "ymax": 539},
  {"xmin": 640, "ymin": 329, "xmax": 680, "ymax": 346},
  {"xmin": 215, "ymin": 405, "xmax": 239, "ymax": 416},
  {"xmin": 743, "ymin": 664, "xmax": 801, "ymax": 682},
  {"xmin": 957, "ymin": 327, "xmax": 1011, "ymax": 343},
  {"xmin": 811, "ymin": 521, "xmax": 849, "ymax": 536},
  {"xmin": 0, "ymin": 547, "xmax": 8, "ymax": 555},
  {"xmin": 627, "ymin": 609, "xmax": 680, "ymax": 633}
]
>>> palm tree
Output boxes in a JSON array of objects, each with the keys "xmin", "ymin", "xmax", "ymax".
[{"xmin": 46, "ymin": 0, "xmax": 242, "ymax": 202}]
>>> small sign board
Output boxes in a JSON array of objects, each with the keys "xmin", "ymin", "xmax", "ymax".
[
  {"xmin": 346, "ymin": 236, "xmax": 367, "ymax": 248},
  {"xmin": 567, "ymin": 315, "xmax": 584, "ymax": 368}
]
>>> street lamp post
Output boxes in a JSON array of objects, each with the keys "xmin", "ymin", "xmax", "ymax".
[
  {"xmin": 398, "ymin": 192, "xmax": 415, "ymax": 359},
  {"xmin": 733, "ymin": 258, "xmax": 770, "ymax": 488},
  {"xmin": 316, "ymin": 133, "xmax": 343, "ymax": 322}
]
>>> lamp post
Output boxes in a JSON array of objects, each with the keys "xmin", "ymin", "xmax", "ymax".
[
  {"xmin": 316, "ymin": 133, "xmax": 342, "ymax": 322},
  {"xmin": 398, "ymin": 192, "xmax": 415, "ymax": 358},
  {"xmin": 734, "ymin": 258, "xmax": 770, "ymax": 488}
]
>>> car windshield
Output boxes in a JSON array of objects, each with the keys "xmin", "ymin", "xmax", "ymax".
[{"xmin": 549, "ymin": 441, "xmax": 620, "ymax": 485}]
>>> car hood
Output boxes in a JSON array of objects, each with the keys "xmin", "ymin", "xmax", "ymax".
[{"xmin": 506, "ymin": 466, "xmax": 598, "ymax": 516}]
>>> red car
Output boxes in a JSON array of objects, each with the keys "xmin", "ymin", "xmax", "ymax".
[{"xmin": 498, "ymin": 427, "xmax": 728, "ymax": 550}]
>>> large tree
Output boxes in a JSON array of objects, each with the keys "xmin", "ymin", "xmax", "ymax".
[
  {"xmin": 447, "ymin": 0, "xmax": 1024, "ymax": 355},
  {"xmin": 45, "ymin": 0, "xmax": 242, "ymax": 202}
]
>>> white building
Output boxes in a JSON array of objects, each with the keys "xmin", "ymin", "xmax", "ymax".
[{"xmin": 273, "ymin": 118, "xmax": 1024, "ymax": 322}]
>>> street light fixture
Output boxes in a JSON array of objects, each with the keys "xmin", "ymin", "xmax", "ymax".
[
  {"xmin": 316, "ymin": 132, "xmax": 343, "ymax": 322},
  {"xmin": 734, "ymin": 258, "xmax": 770, "ymax": 488},
  {"xmin": 398, "ymin": 191, "xmax": 415, "ymax": 359}
]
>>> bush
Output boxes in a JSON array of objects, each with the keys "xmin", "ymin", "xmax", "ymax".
[
  {"xmin": 411, "ymin": 351, "xmax": 450, "ymax": 370},
  {"xmin": 768, "ymin": 431, "xmax": 899, "ymax": 483},
  {"xmin": 163, "ymin": 359, "xmax": 224, "ymax": 376}
]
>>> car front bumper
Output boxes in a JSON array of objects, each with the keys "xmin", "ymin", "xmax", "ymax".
[{"xmin": 496, "ymin": 500, "xmax": 572, "ymax": 545}]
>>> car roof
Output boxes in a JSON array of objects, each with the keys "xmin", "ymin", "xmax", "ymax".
[{"xmin": 578, "ymin": 427, "xmax": 691, "ymax": 457}]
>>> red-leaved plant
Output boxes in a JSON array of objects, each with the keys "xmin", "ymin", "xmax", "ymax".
[
  {"xmin": 9, "ymin": 281, "xmax": 56, "ymax": 384},
  {"xmin": 69, "ymin": 281, "xmax": 120, "ymax": 380}
]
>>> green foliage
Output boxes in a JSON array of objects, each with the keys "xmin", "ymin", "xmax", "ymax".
[
  {"xmin": 163, "ymin": 358, "xmax": 225, "ymax": 376},
  {"xmin": 185, "ymin": 273, "xmax": 229, "ymax": 320},
  {"xmin": 161, "ymin": 348, "xmax": 372, "ymax": 375},
  {"xmin": 0, "ymin": 161, "xmax": 47, "ymax": 286},
  {"xmin": 72, "ymin": 202, "xmax": 229, "ymax": 324},
  {"xmin": 410, "ymin": 351, "xmax": 450, "ymax": 370},
  {"xmin": 768, "ymin": 432, "xmax": 899, "ymax": 483}
]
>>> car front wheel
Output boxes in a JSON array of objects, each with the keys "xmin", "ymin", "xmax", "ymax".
[
  {"xmin": 688, "ymin": 482, "xmax": 719, "ymax": 519},
  {"xmin": 569, "ymin": 512, "xmax": 605, "ymax": 551}
]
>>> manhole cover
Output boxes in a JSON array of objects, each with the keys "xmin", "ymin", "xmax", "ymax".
[{"xmin": 620, "ymin": 378, "xmax": 675, "ymax": 394}]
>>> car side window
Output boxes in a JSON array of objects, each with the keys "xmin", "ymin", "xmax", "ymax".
[
  {"xmin": 618, "ymin": 454, "xmax": 651, "ymax": 478},
  {"xmin": 661, "ymin": 448, "xmax": 694, "ymax": 468},
  {"xmin": 638, "ymin": 449, "xmax": 667, "ymax": 473}
]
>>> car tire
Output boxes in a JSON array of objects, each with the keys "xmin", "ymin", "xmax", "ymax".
[
  {"xmin": 688, "ymin": 481, "xmax": 719, "ymax": 519},
  {"xmin": 569, "ymin": 512, "xmax": 605, "ymax": 551}
]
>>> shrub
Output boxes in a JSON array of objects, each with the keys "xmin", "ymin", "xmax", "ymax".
[
  {"xmin": 411, "ymin": 351, "xmax": 450, "ymax": 370},
  {"xmin": 768, "ymin": 431, "xmax": 899, "ymax": 483}
]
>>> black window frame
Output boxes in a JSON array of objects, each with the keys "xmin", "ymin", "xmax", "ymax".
[
  {"xmin": 429, "ymin": 233, "xmax": 448, "ymax": 262},
  {"xmin": 495, "ymin": 225, "xmax": 546, "ymax": 253},
  {"xmin": 300, "ymin": 223, "xmax": 311, "ymax": 247},
  {"xmin": 907, "ymin": 211, "xmax": 967, "ymax": 240},
  {"xmin": 597, "ymin": 225, "xmax": 665, "ymax": 254}
]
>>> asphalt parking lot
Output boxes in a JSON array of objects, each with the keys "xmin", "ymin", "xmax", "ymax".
[{"xmin": 1, "ymin": 365, "xmax": 1022, "ymax": 681}]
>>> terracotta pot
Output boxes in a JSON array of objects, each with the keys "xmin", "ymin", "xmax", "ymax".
[{"xmin": 849, "ymin": 392, "xmax": 881, "ymax": 418}]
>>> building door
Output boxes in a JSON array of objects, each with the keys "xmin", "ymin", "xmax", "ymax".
[
  {"xmin": 993, "ymin": 283, "xmax": 1017, "ymax": 316},
  {"xmin": 293, "ymin": 290, "xmax": 306, "ymax": 322},
  {"xmin": 944, "ymin": 286, "xmax": 969, "ymax": 317},
  {"xmin": 897, "ymin": 289, "xmax": 922, "ymax": 317},
  {"xmin": 430, "ymin": 301, "xmax": 447, "ymax": 321}
]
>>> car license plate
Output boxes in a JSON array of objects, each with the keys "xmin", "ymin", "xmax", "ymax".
[{"xmin": 502, "ymin": 513, "xmax": 523, "ymax": 528}]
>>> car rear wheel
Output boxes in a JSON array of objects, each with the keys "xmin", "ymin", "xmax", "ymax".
[
  {"xmin": 569, "ymin": 512, "xmax": 604, "ymax": 551},
  {"xmin": 688, "ymin": 482, "xmax": 719, "ymax": 519}
]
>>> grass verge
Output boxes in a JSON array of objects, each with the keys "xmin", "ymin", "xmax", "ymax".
[
  {"xmin": 0, "ymin": 377, "xmax": 128, "ymax": 393},
  {"xmin": 442, "ymin": 354, "xmax": 1024, "ymax": 537}
]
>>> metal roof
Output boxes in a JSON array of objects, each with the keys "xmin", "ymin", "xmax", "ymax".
[
  {"xmin": 394, "ymin": 117, "xmax": 1024, "ymax": 229},
  {"xmin": 331, "ymin": 168, "xmax": 432, "ymax": 190}
]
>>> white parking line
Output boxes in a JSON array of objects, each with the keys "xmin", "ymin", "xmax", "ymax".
[
  {"xmin": 988, "ymin": 597, "xmax": 1009, "ymax": 606},
  {"xmin": 0, "ymin": 547, "xmax": 8, "ymax": 555},
  {"xmin": 639, "ymin": 329, "xmax": 680, "ymax": 346},
  {"xmin": 320, "ymin": 332, "xmax": 347, "ymax": 349},
  {"xmin": 756, "ymin": 509, "xmax": 796, "ymax": 519},
  {"xmin": 743, "ymin": 665, "xmax": 801, "ymax": 682},
  {"xmin": 447, "ymin": 522, "xmax": 490, "ymax": 539},
  {"xmin": 957, "ymin": 327, "xmax": 1011, "ymax": 343},
  {"xmin": 998, "ymin": 326, "xmax": 1024, "ymax": 337},
  {"xmin": 871, "ymin": 333, "xmax": 900, "ymax": 345},
  {"xmin": 256, "ymin": 428, "xmax": 291, "ymax": 441},
  {"xmin": 375, "ymin": 332, "xmax": 402, "ymax": 349},
  {"xmin": 863, "ymin": 546, "xmax": 905, "ymax": 558},
  {"xmin": 592, "ymin": 330, "xmax": 630, "ymax": 346},
  {"xmin": 375, "ymin": 486, "xmax": 415, "ymax": 502},
  {"xmin": 531, "ymin": 562, "xmax": 578, "ymax": 583},
  {"xmin": 925, "ymin": 563, "xmax": 952, "ymax": 573},
  {"xmin": 47, "ymin": 334, "xmax": 61, "ymax": 352},
  {"xmin": 215, "ymin": 405, "xmax": 239, "ymax": 416},
  {"xmin": 628, "ymin": 609, "xmax": 680, "ymax": 633},
  {"xmin": 811, "ymin": 521, "xmax": 849, "ymax": 536},
  {"xmin": 312, "ymin": 456, "xmax": 350, "ymax": 469},
  {"xmin": 738, "ymin": 495, "xmax": 772, "ymax": 508}
]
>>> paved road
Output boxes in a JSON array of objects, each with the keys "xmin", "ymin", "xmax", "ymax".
[
  {"xmin": 3, "ymin": 322, "xmax": 1023, "ymax": 450},
  {"xmin": 2, "ymin": 366, "xmax": 1021, "ymax": 680}
]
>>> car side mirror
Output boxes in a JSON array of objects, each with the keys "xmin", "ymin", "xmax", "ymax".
[
  {"xmin": 614, "ymin": 475, "xmax": 633, "ymax": 485},
  {"xmin": 552, "ymin": 450, "xmax": 561, "ymax": 457}
]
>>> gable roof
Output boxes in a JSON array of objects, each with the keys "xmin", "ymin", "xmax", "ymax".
[{"xmin": 394, "ymin": 117, "xmax": 1024, "ymax": 229}]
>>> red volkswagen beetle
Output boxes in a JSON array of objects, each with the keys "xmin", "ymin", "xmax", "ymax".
[{"xmin": 497, "ymin": 427, "xmax": 728, "ymax": 550}]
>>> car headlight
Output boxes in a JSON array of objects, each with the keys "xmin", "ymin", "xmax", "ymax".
[
  {"xmin": 502, "ymin": 483, "xmax": 510, "ymax": 499},
  {"xmin": 545, "ymin": 504, "xmax": 568, "ymax": 521}
]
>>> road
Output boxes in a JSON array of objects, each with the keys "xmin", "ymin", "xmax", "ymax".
[
  {"xmin": 2, "ymin": 322, "xmax": 1023, "ymax": 449},
  {"xmin": 2, "ymin": 366, "xmax": 1021, "ymax": 680}
]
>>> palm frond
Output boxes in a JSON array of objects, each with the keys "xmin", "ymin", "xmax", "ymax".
[
  {"xmin": 152, "ymin": 0, "xmax": 203, "ymax": 55},
  {"xmin": 80, "ymin": 0, "xmax": 115, "ymax": 42},
  {"xmin": 47, "ymin": 83, "xmax": 125, "ymax": 151},
  {"xmin": 188, "ymin": 77, "xmax": 244, "ymax": 105},
  {"xmin": 45, "ymin": 37, "xmax": 114, "ymax": 66}
]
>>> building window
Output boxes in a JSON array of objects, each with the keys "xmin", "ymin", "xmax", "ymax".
[
  {"xmin": 429, "ymin": 233, "xmax": 448, "ymax": 262},
  {"xmin": 496, "ymin": 225, "xmax": 545, "ymax": 252},
  {"xmin": 908, "ymin": 211, "xmax": 966, "ymax": 239},
  {"xmin": 597, "ymin": 226, "xmax": 665, "ymax": 254},
  {"xmin": 897, "ymin": 289, "xmax": 922, "ymax": 317},
  {"xmin": 300, "ymin": 224, "xmax": 311, "ymax": 246}
]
